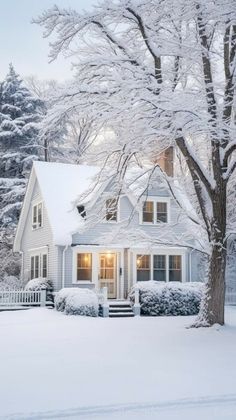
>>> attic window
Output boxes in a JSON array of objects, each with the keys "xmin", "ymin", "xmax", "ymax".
[
  {"xmin": 77, "ymin": 205, "xmax": 86, "ymax": 218},
  {"xmin": 32, "ymin": 202, "xmax": 43, "ymax": 230}
]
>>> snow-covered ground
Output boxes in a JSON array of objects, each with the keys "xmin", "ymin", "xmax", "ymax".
[{"xmin": 0, "ymin": 308, "xmax": 236, "ymax": 419}]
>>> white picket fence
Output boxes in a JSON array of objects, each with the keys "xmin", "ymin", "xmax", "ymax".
[{"xmin": 0, "ymin": 289, "xmax": 46, "ymax": 308}]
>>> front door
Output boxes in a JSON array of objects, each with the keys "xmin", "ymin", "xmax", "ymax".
[{"xmin": 99, "ymin": 253, "xmax": 117, "ymax": 299}]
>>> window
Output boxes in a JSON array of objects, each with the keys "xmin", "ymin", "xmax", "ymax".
[
  {"xmin": 156, "ymin": 202, "xmax": 167, "ymax": 223},
  {"xmin": 153, "ymin": 255, "xmax": 166, "ymax": 281},
  {"xmin": 143, "ymin": 201, "xmax": 154, "ymax": 223},
  {"xmin": 77, "ymin": 205, "xmax": 86, "ymax": 218},
  {"xmin": 30, "ymin": 253, "xmax": 48, "ymax": 279},
  {"xmin": 42, "ymin": 254, "xmax": 47, "ymax": 278},
  {"xmin": 136, "ymin": 253, "xmax": 182, "ymax": 282},
  {"xmin": 30, "ymin": 255, "xmax": 40, "ymax": 279},
  {"xmin": 137, "ymin": 255, "xmax": 150, "ymax": 281},
  {"xmin": 105, "ymin": 199, "xmax": 117, "ymax": 222},
  {"xmin": 142, "ymin": 199, "xmax": 168, "ymax": 224},
  {"xmin": 32, "ymin": 202, "xmax": 43, "ymax": 229},
  {"xmin": 169, "ymin": 255, "xmax": 182, "ymax": 282},
  {"xmin": 77, "ymin": 253, "xmax": 92, "ymax": 281}
]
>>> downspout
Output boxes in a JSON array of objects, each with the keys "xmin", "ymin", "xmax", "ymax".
[{"xmin": 62, "ymin": 246, "xmax": 68, "ymax": 289}]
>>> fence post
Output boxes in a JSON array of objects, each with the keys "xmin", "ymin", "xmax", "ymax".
[
  {"xmin": 102, "ymin": 287, "xmax": 109, "ymax": 318},
  {"xmin": 133, "ymin": 288, "xmax": 140, "ymax": 316},
  {"xmin": 40, "ymin": 289, "xmax": 46, "ymax": 307}
]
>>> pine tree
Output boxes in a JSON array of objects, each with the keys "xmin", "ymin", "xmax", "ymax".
[{"xmin": 0, "ymin": 65, "xmax": 44, "ymax": 285}]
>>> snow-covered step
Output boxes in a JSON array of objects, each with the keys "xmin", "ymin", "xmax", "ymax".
[
  {"xmin": 109, "ymin": 312, "xmax": 134, "ymax": 318},
  {"xmin": 108, "ymin": 301, "xmax": 134, "ymax": 317}
]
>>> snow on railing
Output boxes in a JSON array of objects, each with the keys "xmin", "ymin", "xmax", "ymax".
[{"xmin": 0, "ymin": 289, "xmax": 46, "ymax": 307}]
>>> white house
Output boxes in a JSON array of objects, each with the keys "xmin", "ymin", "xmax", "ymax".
[{"xmin": 13, "ymin": 160, "xmax": 204, "ymax": 300}]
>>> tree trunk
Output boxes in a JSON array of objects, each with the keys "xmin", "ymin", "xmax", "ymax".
[
  {"xmin": 196, "ymin": 185, "xmax": 227, "ymax": 326},
  {"xmin": 199, "ymin": 244, "xmax": 227, "ymax": 326}
]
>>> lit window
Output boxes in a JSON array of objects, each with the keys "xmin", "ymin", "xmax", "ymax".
[
  {"xmin": 106, "ymin": 199, "xmax": 117, "ymax": 222},
  {"xmin": 156, "ymin": 202, "xmax": 167, "ymax": 223},
  {"xmin": 153, "ymin": 255, "xmax": 166, "ymax": 281},
  {"xmin": 77, "ymin": 253, "xmax": 92, "ymax": 281},
  {"xmin": 32, "ymin": 203, "xmax": 43, "ymax": 229},
  {"xmin": 137, "ymin": 255, "xmax": 150, "ymax": 281},
  {"xmin": 169, "ymin": 255, "xmax": 182, "ymax": 282},
  {"xmin": 143, "ymin": 201, "xmax": 154, "ymax": 223}
]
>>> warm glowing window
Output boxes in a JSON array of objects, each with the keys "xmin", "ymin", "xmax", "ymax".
[
  {"xmin": 142, "ymin": 201, "xmax": 154, "ymax": 223},
  {"xmin": 137, "ymin": 255, "xmax": 150, "ymax": 281},
  {"xmin": 77, "ymin": 253, "xmax": 92, "ymax": 281}
]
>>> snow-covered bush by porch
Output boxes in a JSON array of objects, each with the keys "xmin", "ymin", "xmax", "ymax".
[
  {"xmin": 25, "ymin": 278, "xmax": 53, "ymax": 302},
  {"xmin": 129, "ymin": 281, "xmax": 204, "ymax": 316},
  {"xmin": 55, "ymin": 288, "xmax": 98, "ymax": 317}
]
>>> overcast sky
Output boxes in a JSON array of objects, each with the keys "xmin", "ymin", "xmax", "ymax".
[{"xmin": 1, "ymin": 0, "xmax": 96, "ymax": 81}]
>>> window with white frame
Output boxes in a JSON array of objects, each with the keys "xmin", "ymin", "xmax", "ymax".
[
  {"xmin": 77, "ymin": 253, "xmax": 92, "ymax": 281},
  {"xmin": 142, "ymin": 199, "xmax": 169, "ymax": 224},
  {"xmin": 156, "ymin": 202, "xmax": 168, "ymax": 222},
  {"xmin": 32, "ymin": 202, "xmax": 43, "ymax": 230},
  {"xmin": 105, "ymin": 198, "xmax": 118, "ymax": 222},
  {"xmin": 136, "ymin": 255, "xmax": 150, "ymax": 281},
  {"xmin": 30, "ymin": 253, "xmax": 47, "ymax": 279},
  {"xmin": 153, "ymin": 255, "xmax": 166, "ymax": 281},
  {"xmin": 169, "ymin": 255, "xmax": 182, "ymax": 282},
  {"xmin": 136, "ymin": 254, "xmax": 182, "ymax": 282},
  {"xmin": 142, "ymin": 201, "xmax": 154, "ymax": 223}
]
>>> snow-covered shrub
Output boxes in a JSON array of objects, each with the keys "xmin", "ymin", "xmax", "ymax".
[
  {"xmin": 55, "ymin": 288, "xmax": 98, "ymax": 317},
  {"xmin": 129, "ymin": 281, "xmax": 204, "ymax": 316},
  {"xmin": 25, "ymin": 278, "xmax": 53, "ymax": 302},
  {"xmin": 0, "ymin": 275, "xmax": 25, "ymax": 291}
]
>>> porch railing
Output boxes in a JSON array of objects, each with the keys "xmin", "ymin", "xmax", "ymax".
[{"xmin": 0, "ymin": 289, "xmax": 46, "ymax": 308}]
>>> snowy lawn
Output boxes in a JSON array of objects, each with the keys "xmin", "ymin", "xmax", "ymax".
[{"xmin": 0, "ymin": 308, "xmax": 236, "ymax": 419}]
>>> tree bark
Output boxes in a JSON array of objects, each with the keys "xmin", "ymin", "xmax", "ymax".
[{"xmin": 196, "ymin": 185, "xmax": 227, "ymax": 326}]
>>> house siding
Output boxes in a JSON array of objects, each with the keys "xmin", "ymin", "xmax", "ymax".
[{"xmin": 20, "ymin": 179, "xmax": 59, "ymax": 290}]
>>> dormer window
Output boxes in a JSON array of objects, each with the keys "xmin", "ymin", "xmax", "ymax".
[
  {"xmin": 143, "ymin": 201, "xmax": 154, "ymax": 223},
  {"xmin": 105, "ymin": 198, "xmax": 117, "ymax": 222},
  {"xmin": 141, "ymin": 198, "xmax": 169, "ymax": 224},
  {"xmin": 156, "ymin": 202, "xmax": 167, "ymax": 222},
  {"xmin": 77, "ymin": 205, "xmax": 86, "ymax": 218},
  {"xmin": 32, "ymin": 202, "xmax": 43, "ymax": 230}
]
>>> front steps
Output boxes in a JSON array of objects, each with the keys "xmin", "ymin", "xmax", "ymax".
[{"xmin": 108, "ymin": 300, "xmax": 134, "ymax": 318}]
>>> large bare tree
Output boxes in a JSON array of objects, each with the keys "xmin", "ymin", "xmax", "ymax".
[{"xmin": 35, "ymin": 0, "xmax": 236, "ymax": 326}]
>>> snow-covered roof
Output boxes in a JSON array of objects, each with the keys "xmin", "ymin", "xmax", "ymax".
[
  {"xmin": 33, "ymin": 161, "xmax": 100, "ymax": 245},
  {"xmin": 14, "ymin": 160, "xmax": 200, "ymax": 251},
  {"xmin": 13, "ymin": 161, "xmax": 100, "ymax": 250}
]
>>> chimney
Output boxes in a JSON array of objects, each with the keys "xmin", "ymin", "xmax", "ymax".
[{"xmin": 152, "ymin": 147, "xmax": 174, "ymax": 177}]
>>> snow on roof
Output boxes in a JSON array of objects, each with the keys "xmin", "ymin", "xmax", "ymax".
[{"xmin": 33, "ymin": 161, "xmax": 99, "ymax": 245}]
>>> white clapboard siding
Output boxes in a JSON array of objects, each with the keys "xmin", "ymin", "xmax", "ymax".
[{"xmin": 0, "ymin": 290, "xmax": 46, "ymax": 307}]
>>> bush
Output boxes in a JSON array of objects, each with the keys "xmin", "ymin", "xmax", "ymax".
[
  {"xmin": 55, "ymin": 288, "xmax": 98, "ymax": 317},
  {"xmin": 129, "ymin": 281, "xmax": 204, "ymax": 316},
  {"xmin": 25, "ymin": 278, "xmax": 53, "ymax": 302},
  {"xmin": 0, "ymin": 275, "xmax": 26, "ymax": 291}
]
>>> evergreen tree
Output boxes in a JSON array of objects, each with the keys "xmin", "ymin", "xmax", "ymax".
[{"xmin": 0, "ymin": 65, "xmax": 44, "ymax": 285}]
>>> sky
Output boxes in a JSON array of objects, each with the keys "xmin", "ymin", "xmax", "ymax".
[{"xmin": 0, "ymin": 0, "xmax": 96, "ymax": 82}]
